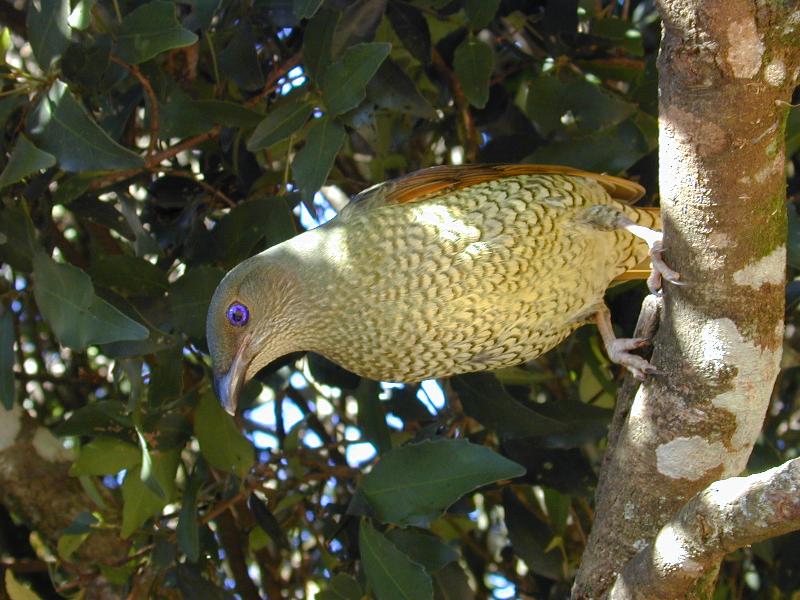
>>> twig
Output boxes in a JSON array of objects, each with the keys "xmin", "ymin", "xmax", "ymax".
[
  {"xmin": 431, "ymin": 48, "xmax": 481, "ymax": 162},
  {"xmin": 88, "ymin": 51, "xmax": 304, "ymax": 192},
  {"xmin": 110, "ymin": 56, "xmax": 160, "ymax": 157},
  {"xmin": 158, "ymin": 168, "xmax": 236, "ymax": 208}
]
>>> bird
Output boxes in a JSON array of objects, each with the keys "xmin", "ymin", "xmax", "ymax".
[{"xmin": 206, "ymin": 164, "xmax": 679, "ymax": 414}]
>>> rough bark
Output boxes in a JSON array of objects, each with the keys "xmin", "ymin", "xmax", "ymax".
[
  {"xmin": 607, "ymin": 457, "xmax": 800, "ymax": 599},
  {"xmin": 0, "ymin": 404, "xmax": 129, "ymax": 570},
  {"xmin": 573, "ymin": 2, "xmax": 800, "ymax": 597}
]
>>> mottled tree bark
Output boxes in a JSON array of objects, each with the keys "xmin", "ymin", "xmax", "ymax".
[
  {"xmin": 574, "ymin": 2, "xmax": 800, "ymax": 598},
  {"xmin": 0, "ymin": 405, "xmax": 128, "ymax": 580}
]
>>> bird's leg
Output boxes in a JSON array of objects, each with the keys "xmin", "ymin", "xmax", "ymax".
[
  {"xmin": 617, "ymin": 216, "xmax": 682, "ymax": 294},
  {"xmin": 595, "ymin": 303, "xmax": 658, "ymax": 380}
]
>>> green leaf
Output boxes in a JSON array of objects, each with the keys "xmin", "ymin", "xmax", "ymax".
[
  {"xmin": 194, "ymin": 391, "xmax": 252, "ymax": 478},
  {"xmin": 543, "ymin": 487, "xmax": 570, "ymax": 534},
  {"xmin": 218, "ymin": 19, "xmax": 264, "ymax": 91},
  {"xmin": 54, "ymin": 400, "xmax": 132, "ymax": 437},
  {"xmin": 5, "ymin": 569, "xmax": 43, "ymax": 600},
  {"xmin": 0, "ymin": 205, "xmax": 38, "ymax": 272},
  {"xmin": 136, "ymin": 426, "xmax": 165, "ymax": 498},
  {"xmin": 321, "ymin": 42, "xmax": 391, "ymax": 116},
  {"xmin": 68, "ymin": 0, "xmax": 95, "ymax": 30},
  {"xmin": 503, "ymin": 488, "xmax": 563, "ymax": 580},
  {"xmin": 788, "ymin": 202, "xmax": 800, "ymax": 269},
  {"xmin": 465, "ymin": 0, "xmax": 500, "ymax": 30},
  {"xmin": 0, "ymin": 309, "xmax": 15, "ymax": 410},
  {"xmin": 385, "ymin": 528, "xmax": 458, "ymax": 573},
  {"xmin": 0, "ymin": 135, "xmax": 56, "ymax": 189},
  {"xmin": 330, "ymin": 0, "xmax": 387, "ymax": 56},
  {"xmin": 292, "ymin": 116, "xmax": 345, "ymax": 203},
  {"xmin": 433, "ymin": 563, "xmax": 474, "ymax": 600},
  {"xmin": 32, "ymin": 253, "xmax": 149, "ymax": 351},
  {"xmin": 358, "ymin": 438, "xmax": 525, "ymax": 526},
  {"xmin": 169, "ymin": 266, "xmax": 224, "ymax": 340},
  {"xmin": 89, "ymin": 255, "xmax": 168, "ymax": 296},
  {"xmin": 303, "ymin": 7, "xmax": 339, "ymax": 79},
  {"xmin": 70, "ymin": 437, "xmax": 140, "ymax": 475},
  {"xmin": 57, "ymin": 512, "xmax": 97, "ymax": 560},
  {"xmin": 294, "ymin": 0, "xmax": 324, "ymax": 19},
  {"xmin": 26, "ymin": 0, "xmax": 71, "ymax": 69},
  {"xmin": 386, "ymin": 2, "xmax": 431, "ymax": 64},
  {"xmin": 160, "ymin": 98, "xmax": 264, "ymax": 139},
  {"xmin": 200, "ymin": 195, "xmax": 297, "ymax": 267},
  {"xmin": 116, "ymin": 1, "xmax": 198, "ymax": 64},
  {"xmin": 524, "ymin": 114, "xmax": 656, "ymax": 173},
  {"xmin": 786, "ymin": 106, "xmax": 800, "ymax": 158},
  {"xmin": 177, "ymin": 461, "xmax": 206, "ymax": 562},
  {"xmin": 317, "ymin": 573, "xmax": 363, "ymax": 600},
  {"xmin": 27, "ymin": 80, "xmax": 144, "ymax": 172},
  {"xmin": 525, "ymin": 75, "xmax": 636, "ymax": 137},
  {"xmin": 148, "ymin": 348, "xmax": 183, "ymax": 407},
  {"xmin": 248, "ymin": 494, "xmax": 289, "ymax": 550},
  {"xmin": 366, "ymin": 60, "xmax": 436, "ymax": 119},
  {"xmin": 247, "ymin": 100, "xmax": 314, "ymax": 151},
  {"xmin": 355, "ymin": 380, "xmax": 391, "ymax": 454},
  {"xmin": 452, "ymin": 373, "xmax": 567, "ymax": 438},
  {"xmin": 453, "ymin": 37, "xmax": 494, "ymax": 109},
  {"xmin": 360, "ymin": 520, "xmax": 433, "ymax": 600},
  {"xmin": 120, "ymin": 449, "xmax": 179, "ymax": 538},
  {"xmin": 589, "ymin": 16, "xmax": 643, "ymax": 56}
]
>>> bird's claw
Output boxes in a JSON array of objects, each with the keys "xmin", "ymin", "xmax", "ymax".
[
  {"xmin": 606, "ymin": 337, "xmax": 660, "ymax": 380},
  {"xmin": 646, "ymin": 238, "xmax": 685, "ymax": 294}
]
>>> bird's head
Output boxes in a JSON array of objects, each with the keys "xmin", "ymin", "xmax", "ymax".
[{"xmin": 206, "ymin": 253, "xmax": 302, "ymax": 415}]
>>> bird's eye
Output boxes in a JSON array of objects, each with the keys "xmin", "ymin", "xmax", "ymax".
[{"xmin": 226, "ymin": 302, "xmax": 249, "ymax": 327}]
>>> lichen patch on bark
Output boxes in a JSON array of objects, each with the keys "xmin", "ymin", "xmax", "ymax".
[
  {"xmin": 700, "ymin": 318, "xmax": 782, "ymax": 473},
  {"xmin": 726, "ymin": 17, "xmax": 764, "ymax": 78},
  {"xmin": 653, "ymin": 523, "xmax": 704, "ymax": 573},
  {"xmin": 0, "ymin": 404, "xmax": 22, "ymax": 452},
  {"xmin": 765, "ymin": 59, "xmax": 787, "ymax": 86},
  {"xmin": 732, "ymin": 245, "xmax": 786, "ymax": 289},
  {"xmin": 656, "ymin": 436, "xmax": 726, "ymax": 480}
]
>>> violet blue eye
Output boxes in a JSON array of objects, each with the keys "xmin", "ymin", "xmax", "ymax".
[{"xmin": 226, "ymin": 302, "xmax": 249, "ymax": 327}]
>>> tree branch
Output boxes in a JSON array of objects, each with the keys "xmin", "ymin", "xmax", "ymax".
[
  {"xmin": 607, "ymin": 457, "xmax": 800, "ymax": 599},
  {"xmin": 0, "ymin": 406, "xmax": 129, "ymax": 569}
]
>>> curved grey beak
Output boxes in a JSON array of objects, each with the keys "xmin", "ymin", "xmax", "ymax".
[{"xmin": 213, "ymin": 335, "xmax": 252, "ymax": 415}]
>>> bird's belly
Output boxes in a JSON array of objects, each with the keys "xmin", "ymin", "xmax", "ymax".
[{"xmin": 315, "ymin": 245, "xmax": 613, "ymax": 382}]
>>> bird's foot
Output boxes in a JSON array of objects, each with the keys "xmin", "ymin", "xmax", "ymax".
[
  {"xmin": 645, "ymin": 237, "xmax": 683, "ymax": 294},
  {"xmin": 595, "ymin": 304, "xmax": 658, "ymax": 380},
  {"xmin": 619, "ymin": 220, "xmax": 684, "ymax": 294},
  {"xmin": 605, "ymin": 337, "xmax": 660, "ymax": 380}
]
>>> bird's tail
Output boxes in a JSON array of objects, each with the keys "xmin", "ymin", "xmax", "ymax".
[{"xmin": 613, "ymin": 207, "xmax": 661, "ymax": 282}]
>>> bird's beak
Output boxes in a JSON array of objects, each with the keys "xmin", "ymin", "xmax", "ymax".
[{"xmin": 213, "ymin": 334, "xmax": 252, "ymax": 416}]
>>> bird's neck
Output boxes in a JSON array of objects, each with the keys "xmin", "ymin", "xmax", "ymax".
[{"xmin": 264, "ymin": 223, "xmax": 349, "ymax": 347}]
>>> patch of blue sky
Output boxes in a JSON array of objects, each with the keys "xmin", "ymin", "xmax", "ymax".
[
  {"xmin": 344, "ymin": 425, "xmax": 360, "ymax": 441},
  {"xmin": 346, "ymin": 442, "xmax": 377, "ymax": 466},
  {"xmin": 296, "ymin": 191, "xmax": 338, "ymax": 229},
  {"xmin": 250, "ymin": 429, "xmax": 278, "ymax": 450},
  {"xmin": 289, "ymin": 371, "xmax": 308, "ymax": 389},
  {"xmin": 417, "ymin": 379, "xmax": 446, "ymax": 413},
  {"xmin": 247, "ymin": 395, "xmax": 304, "ymax": 431},
  {"xmin": 486, "ymin": 574, "xmax": 516, "ymax": 599},
  {"xmin": 385, "ymin": 413, "xmax": 404, "ymax": 430}
]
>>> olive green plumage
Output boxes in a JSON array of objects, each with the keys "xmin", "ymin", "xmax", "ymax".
[{"xmin": 207, "ymin": 164, "xmax": 659, "ymax": 413}]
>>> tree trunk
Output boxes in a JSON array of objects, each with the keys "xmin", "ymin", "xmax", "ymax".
[{"xmin": 573, "ymin": 2, "xmax": 800, "ymax": 597}]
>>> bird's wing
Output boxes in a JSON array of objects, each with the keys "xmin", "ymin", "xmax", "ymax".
[{"xmin": 344, "ymin": 164, "xmax": 645, "ymax": 215}]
